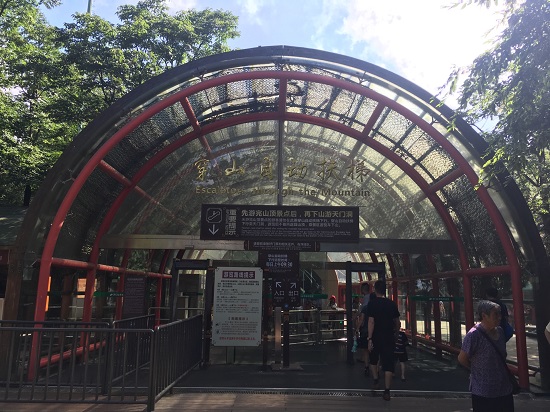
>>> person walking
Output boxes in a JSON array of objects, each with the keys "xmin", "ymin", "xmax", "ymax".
[
  {"xmin": 358, "ymin": 283, "xmax": 371, "ymax": 312},
  {"xmin": 458, "ymin": 300, "xmax": 515, "ymax": 412},
  {"xmin": 486, "ymin": 287, "xmax": 513, "ymax": 341},
  {"xmin": 354, "ymin": 283, "xmax": 371, "ymax": 367},
  {"xmin": 394, "ymin": 324, "xmax": 409, "ymax": 381},
  {"xmin": 356, "ymin": 294, "xmax": 374, "ymax": 375},
  {"xmin": 327, "ymin": 295, "xmax": 341, "ymax": 338},
  {"xmin": 366, "ymin": 280, "xmax": 400, "ymax": 401},
  {"xmin": 327, "ymin": 294, "xmax": 338, "ymax": 310}
]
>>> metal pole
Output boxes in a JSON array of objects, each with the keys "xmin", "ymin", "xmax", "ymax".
[
  {"xmin": 283, "ymin": 308, "xmax": 290, "ymax": 368},
  {"xmin": 345, "ymin": 261, "xmax": 354, "ymax": 365},
  {"xmin": 274, "ymin": 307, "xmax": 282, "ymax": 365},
  {"xmin": 202, "ymin": 268, "xmax": 214, "ymax": 367},
  {"xmin": 87, "ymin": 0, "xmax": 93, "ymax": 14},
  {"xmin": 262, "ymin": 275, "xmax": 270, "ymax": 370},
  {"xmin": 168, "ymin": 261, "xmax": 180, "ymax": 322}
]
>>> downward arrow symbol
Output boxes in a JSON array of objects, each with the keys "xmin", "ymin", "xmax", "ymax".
[{"xmin": 209, "ymin": 224, "xmax": 219, "ymax": 235}]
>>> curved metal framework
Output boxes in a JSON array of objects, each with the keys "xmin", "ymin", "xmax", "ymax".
[{"xmin": 8, "ymin": 46, "xmax": 549, "ymax": 389}]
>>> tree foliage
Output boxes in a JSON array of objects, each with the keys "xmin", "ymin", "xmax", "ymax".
[
  {"xmin": 0, "ymin": 0, "xmax": 239, "ymax": 206},
  {"xmin": 0, "ymin": 0, "xmax": 70, "ymax": 205},
  {"xmin": 443, "ymin": 0, "xmax": 550, "ymax": 251},
  {"xmin": 56, "ymin": 0, "xmax": 238, "ymax": 120}
]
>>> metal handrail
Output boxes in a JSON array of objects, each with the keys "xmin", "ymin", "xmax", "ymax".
[
  {"xmin": 0, "ymin": 319, "xmax": 202, "ymax": 411},
  {"xmin": 0, "ymin": 326, "xmax": 154, "ymax": 407}
]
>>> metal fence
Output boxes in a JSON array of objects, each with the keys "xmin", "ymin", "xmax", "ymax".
[
  {"xmin": 109, "ymin": 314, "xmax": 156, "ymax": 388},
  {"xmin": 113, "ymin": 314, "xmax": 156, "ymax": 330},
  {"xmin": 150, "ymin": 315, "xmax": 203, "ymax": 409},
  {"xmin": 148, "ymin": 306, "xmax": 204, "ymax": 324},
  {"xmin": 284, "ymin": 309, "xmax": 349, "ymax": 344},
  {"xmin": 0, "ymin": 315, "xmax": 204, "ymax": 411}
]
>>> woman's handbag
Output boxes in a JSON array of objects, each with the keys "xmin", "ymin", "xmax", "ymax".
[{"xmin": 476, "ymin": 326, "xmax": 521, "ymax": 394}]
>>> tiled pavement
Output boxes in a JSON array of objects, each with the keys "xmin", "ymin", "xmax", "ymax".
[{"xmin": 3, "ymin": 342, "xmax": 549, "ymax": 411}]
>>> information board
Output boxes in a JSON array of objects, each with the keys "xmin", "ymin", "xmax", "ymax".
[
  {"xmin": 258, "ymin": 250, "xmax": 301, "ymax": 308},
  {"xmin": 200, "ymin": 204, "xmax": 359, "ymax": 242},
  {"xmin": 258, "ymin": 251, "xmax": 299, "ymax": 274},
  {"xmin": 212, "ymin": 267, "xmax": 263, "ymax": 347},
  {"xmin": 245, "ymin": 240, "xmax": 319, "ymax": 252},
  {"xmin": 411, "ymin": 295, "xmax": 464, "ymax": 302},
  {"xmin": 272, "ymin": 277, "xmax": 301, "ymax": 308},
  {"xmin": 122, "ymin": 276, "xmax": 147, "ymax": 319}
]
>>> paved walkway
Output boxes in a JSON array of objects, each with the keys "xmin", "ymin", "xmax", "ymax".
[
  {"xmin": 7, "ymin": 392, "xmax": 550, "ymax": 412},
  {"xmin": 3, "ymin": 342, "xmax": 549, "ymax": 411},
  {"xmin": 159, "ymin": 392, "xmax": 550, "ymax": 411}
]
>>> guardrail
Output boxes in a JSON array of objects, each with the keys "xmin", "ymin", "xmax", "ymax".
[
  {"xmin": 0, "ymin": 315, "xmax": 204, "ymax": 411},
  {"xmin": 282, "ymin": 309, "xmax": 350, "ymax": 345},
  {"xmin": 149, "ymin": 315, "xmax": 203, "ymax": 410},
  {"xmin": 148, "ymin": 307, "xmax": 204, "ymax": 325},
  {"xmin": 113, "ymin": 314, "xmax": 155, "ymax": 329},
  {"xmin": 0, "ymin": 325, "xmax": 153, "ymax": 406}
]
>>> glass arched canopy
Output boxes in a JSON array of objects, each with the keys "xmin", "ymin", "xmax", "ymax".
[
  {"xmin": 35, "ymin": 46, "xmax": 531, "ymax": 261},
  {"xmin": 19, "ymin": 44, "xmax": 542, "ymax": 294},
  {"xmin": 11, "ymin": 46, "xmax": 549, "ymax": 386}
]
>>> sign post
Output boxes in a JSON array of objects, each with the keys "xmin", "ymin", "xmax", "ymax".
[
  {"xmin": 259, "ymin": 250, "xmax": 299, "ymax": 368},
  {"xmin": 259, "ymin": 250, "xmax": 301, "ymax": 309},
  {"xmin": 122, "ymin": 276, "xmax": 147, "ymax": 319},
  {"xmin": 200, "ymin": 204, "xmax": 361, "ymax": 368},
  {"xmin": 212, "ymin": 267, "xmax": 263, "ymax": 347},
  {"xmin": 201, "ymin": 204, "xmax": 359, "ymax": 242}
]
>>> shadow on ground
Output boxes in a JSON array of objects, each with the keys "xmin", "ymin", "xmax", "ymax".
[{"xmin": 178, "ymin": 341, "xmax": 471, "ymax": 393}]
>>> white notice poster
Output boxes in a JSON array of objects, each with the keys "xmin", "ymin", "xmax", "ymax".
[{"xmin": 213, "ymin": 267, "xmax": 263, "ymax": 346}]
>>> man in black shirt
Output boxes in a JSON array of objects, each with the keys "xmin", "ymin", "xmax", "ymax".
[{"xmin": 366, "ymin": 280, "xmax": 400, "ymax": 401}]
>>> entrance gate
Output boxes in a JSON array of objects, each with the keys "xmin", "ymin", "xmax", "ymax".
[
  {"xmin": 168, "ymin": 257, "xmax": 388, "ymax": 371},
  {"xmin": 11, "ymin": 46, "xmax": 549, "ymax": 390}
]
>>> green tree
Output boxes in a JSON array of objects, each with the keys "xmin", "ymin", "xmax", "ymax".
[
  {"xmin": 0, "ymin": 0, "xmax": 59, "ymax": 20},
  {"xmin": 0, "ymin": 0, "xmax": 70, "ymax": 205},
  {"xmin": 445, "ymin": 0, "xmax": 550, "ymax": 391},
  {"xmin": 57, "ymin": 0, "xmax": 239, "ymax": 120},
  {"xmin": 444, "ymin": 0, "xmax": 550, "ymax": 252},
  {"xmin": 0, "ymin": 0, "xmax": 239, "ymax": 205}
]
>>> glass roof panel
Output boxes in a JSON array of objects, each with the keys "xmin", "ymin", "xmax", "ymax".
[
  {"xmin": 19, "ymin": 48, "xmax": 543, "ymax": 328},
  {"xmin": 57, "ymin": 48, "xmax": 511, "ymax": 258},
  {"xmin": 109, "ymin": 121, "xmax": 280, "ymax": 235},
  {"xmin": 107, "ymin": 112, "xmax": 449, "ymax": 241},
  {"xmin": 104, "ymin": 104, "xmax": 192, "ymax": 180}
]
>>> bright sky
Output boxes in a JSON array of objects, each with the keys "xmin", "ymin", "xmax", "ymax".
[{"xmin": 43, "ymin": 0, "xmax": 506, "ymax": 105}]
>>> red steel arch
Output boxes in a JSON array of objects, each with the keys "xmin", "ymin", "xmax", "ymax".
[{"xmin": 28, "ymin": 59, "xmax": 531, "ymax": 386}]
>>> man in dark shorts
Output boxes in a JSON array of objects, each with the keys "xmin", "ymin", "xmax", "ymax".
[{"xmin": 366, "ymin": 280, "xmax": 400, "ymax": 401}]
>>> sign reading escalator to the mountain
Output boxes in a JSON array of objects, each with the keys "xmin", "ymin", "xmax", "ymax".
[{"xmin": 200, "ymin": 204, "xmax": 359, "ymax": 242}]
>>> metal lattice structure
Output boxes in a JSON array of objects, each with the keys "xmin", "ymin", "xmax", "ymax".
[{"xmin": 7, "ymin": 46, "xmax": 550, "ymax": 389}]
